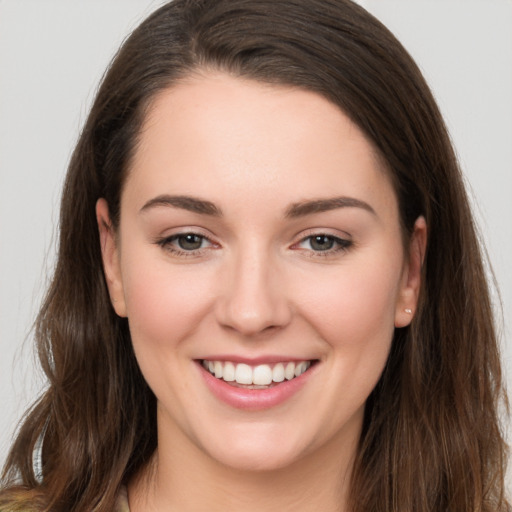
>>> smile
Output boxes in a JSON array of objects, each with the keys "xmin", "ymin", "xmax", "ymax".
[
  {"xmin": 202, "ymin": 360, "xmax": 312, "ymax": 387},
  {"xmin": 198, "ymin": 358, "xmax": 318, "ymax": 410}
]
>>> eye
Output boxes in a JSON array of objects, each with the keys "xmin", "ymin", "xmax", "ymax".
[
  {"xmin": 173, "ymin": 233, "xmax": 208, "ymax": 251},
  {"xmin": 305, "ymin": 235, "xmax": 336, "ymax": 251},
  {"xmin": 155, "ymin": 232, "xmax": 215, "ymax": 255},
  {"xmin": 295, "ymin": 234, "xmax": 352, "ymax": 254}
]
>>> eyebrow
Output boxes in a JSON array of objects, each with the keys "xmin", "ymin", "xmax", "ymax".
[
  {"xmin": 285, "ymin": 196, "xmax": 376, "ymax": 218},
  {"xmin": 139, "ymin": 194, "xmax": 376, "ymax": 218},
  {"xmin": 140, "ymin": 195, "xmax": 222, "ymax": 216}
]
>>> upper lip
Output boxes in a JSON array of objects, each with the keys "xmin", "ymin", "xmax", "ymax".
[{"xmin": 197, "ymin": 355, "xmax": 317, "ymax": 365}]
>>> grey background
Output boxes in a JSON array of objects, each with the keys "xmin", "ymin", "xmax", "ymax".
[{"xmin": 1, "ymin": 0, "xmax": 511, "ymax": 490}]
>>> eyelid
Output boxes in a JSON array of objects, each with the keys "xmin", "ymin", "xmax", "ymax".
[{"xmin": 291, "ymin": 227, "xmax": 352, "ymax": 243}]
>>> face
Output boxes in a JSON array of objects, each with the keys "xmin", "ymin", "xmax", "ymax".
[{"xmin": 97, "ymin": 73, "xmax": 425, "ymax": 473}]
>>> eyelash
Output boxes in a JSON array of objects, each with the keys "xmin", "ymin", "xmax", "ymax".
[
  {"xmin": 293, "ymin": 233, "xmax": 353, "ymax": 257},
  {"xmin": 155, "ymin": 231, "xmax": 352, "ymax": 258}
]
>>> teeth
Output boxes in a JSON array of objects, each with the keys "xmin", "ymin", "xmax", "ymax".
[
  {"xmin": 285, "ymin": 362, "xmax": 295, "ymax": 380},
  {"xmin": 272, "ymin": 363, "xmax": 285, "ymax": 383},
  {"xmin": 294, "ymin": 361, "xmax": 308, "ymax": 377},
  {"xmin": 253, "ymin": 364, "xmax": 273, "ymax": 386},
  {"xmin": 223, "ymin": 361, "xmax": 235, "ymax": 382},
  {"xmin": 235, "ymin": 363, "xmax": 253, "ymax": 385},
  {"xmin": 214, "ymin": 361, "xmax": 223, "ymax": 378},
  {"xmin": 202, "ymin": 359, "xmax": 312, "ymax": 385}
]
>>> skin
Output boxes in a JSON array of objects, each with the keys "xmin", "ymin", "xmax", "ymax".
[{"xmin": 97, "ymin": 73, "xmax": 426, "ymax": 511}]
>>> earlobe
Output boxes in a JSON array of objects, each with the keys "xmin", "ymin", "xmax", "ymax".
[
  {"xmin": 394, "ymin": 216, "xmax": 427, "ymax": 327},
  {"xmin": 96, "ymin": 198, "xmax": 127, "ymax": 317}
]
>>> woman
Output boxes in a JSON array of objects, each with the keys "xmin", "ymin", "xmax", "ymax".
[{"xmin": 0, "ymin": 0, "xmax": 509, "ymax": 511}]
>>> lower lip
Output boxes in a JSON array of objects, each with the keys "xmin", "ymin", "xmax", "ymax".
[{"xmin": 197, "ymin": 362, "xmax": 315, "ymax": 411}]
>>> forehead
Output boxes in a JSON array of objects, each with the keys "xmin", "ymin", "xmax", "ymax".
[{"xmin": 125, "ymin": 73, "xmax": 398, "ymax": 220}]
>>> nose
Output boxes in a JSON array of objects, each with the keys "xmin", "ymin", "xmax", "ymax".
[{"xmin": 215, "ymin": 247, "xmax": 292, "ymax": 337}]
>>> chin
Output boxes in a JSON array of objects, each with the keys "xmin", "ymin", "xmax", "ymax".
[
  {"xmin": 207, "ymin": 444, "xmax": 302, "ymax": 473},
  {"xmin": 197, "ymin": 423, "xmax": 309, "ymax": 472}
]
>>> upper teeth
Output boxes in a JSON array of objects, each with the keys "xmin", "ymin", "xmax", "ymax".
[{"xmin": 202, "ymin": 360, "xmax": 311, "ymax": 386}]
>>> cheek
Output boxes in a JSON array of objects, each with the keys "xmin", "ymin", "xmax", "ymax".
[
  {"xmin": 120, "ymin": 252, "xmax": 216, "ymax": 349},
  {"xmin": 294, "ymin": 256, "xmax": 402, "ymax": 352},
  {"xmin": 293, "ymin": 258, "xmax": 402, "ymax": 422}
]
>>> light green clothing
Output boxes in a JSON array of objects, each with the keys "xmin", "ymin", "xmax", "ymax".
[{"xmin": 114, "ymin": 486, "xmax": 130, "ymax": 512}]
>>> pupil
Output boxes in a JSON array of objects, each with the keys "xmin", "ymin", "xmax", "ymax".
[
  {"xmin": 178, "ymin": 234, "xmax": 202, "ymax": 250},
  {"xmin": 311, "ymin": 235, "xmax": 334, "ymax": 251}
]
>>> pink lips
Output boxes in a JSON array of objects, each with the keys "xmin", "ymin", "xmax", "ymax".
[{"xmin": 197, "ymin": 359, "xmax": 315, "ymax": 411}]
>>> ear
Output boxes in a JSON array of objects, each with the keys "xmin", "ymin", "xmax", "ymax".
[
  {"xmin": 96, "ymin": 198, "xmax": 127, "ymax": 317},
  {"xmin": 394, "ymin": 216, "xmax": 427, "ymax": 327}
]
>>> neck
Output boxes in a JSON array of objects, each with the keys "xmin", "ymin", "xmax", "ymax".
[{"xmin": 128, "ymin": 411, "xmax": 360, "ymax": 512}]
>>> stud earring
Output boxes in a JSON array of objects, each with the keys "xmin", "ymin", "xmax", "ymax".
[{"xmin": 404, "ymin": 308, "xmax": 412, "ymax": 314}]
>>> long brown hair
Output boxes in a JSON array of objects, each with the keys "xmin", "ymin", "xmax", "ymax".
[{"xmin": 1, "ymin": 1, "xmax": 509, "ymax": 510}]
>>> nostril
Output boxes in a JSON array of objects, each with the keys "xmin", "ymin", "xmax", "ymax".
[{"xmin": 213, "ymin": 257, "xmax": 293, "ymax": 335}]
